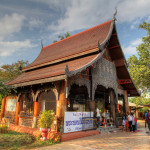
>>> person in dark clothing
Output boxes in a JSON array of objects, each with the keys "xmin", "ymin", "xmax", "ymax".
[
  {"xmin": 146, "ymin": 110, "xmax": 150, "ymax": 133},
  {"xmin": 128, "ymin": 112, "xmax": 132, "ymax": 132},
  {"xmin": 145, "ymin": 110, "xmax": 148, "ymax": 128}
]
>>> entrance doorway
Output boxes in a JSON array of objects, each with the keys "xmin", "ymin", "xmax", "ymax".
[{"xmin": 68, "ymin": 84, "xmax": 89, "ymax": 111}]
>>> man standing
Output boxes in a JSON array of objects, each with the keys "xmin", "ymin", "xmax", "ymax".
[
  {"xmin": 146, "ymin": 110, "xmax": 150, "ymax": 133},
  {"xmin": 128, "ymin": 112, "xmax": 132, "ymax": 132}
]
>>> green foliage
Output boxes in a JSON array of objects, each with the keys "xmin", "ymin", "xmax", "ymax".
[
  {"xmin": 127, "ymin": 21, "xmax": 150, "ymax": 93},
  {"xmin": 0, "ymin": 130, "xmax": 33, "ymax": 149},
  {"xmin": 0, "ymin": 78, "xmax": 15, "ymax": 98},
  {"xmin": 53, "ymin": 32, "xmax": 71, "ymax": 43},
  {"xmin": 0, "ymin": 60, "xmax": 28, "ymax": 98},
  {"xmin": 38, "ymin": 110, "xmax": 54, "ymax": 128},
  {"xmin": 140, "ymin": 107, "xmax": 149, "ymax": 115},
  {"xmin": 0, "ymin": 130, "xmax": 59, "ymax": 150},
  {"xmin": 0, "ymin": 60, "xmax": 29, "ymax": 82},
  {"xmin": 129, "ymin": 96, "xmax": 150, "ymax": 106}
]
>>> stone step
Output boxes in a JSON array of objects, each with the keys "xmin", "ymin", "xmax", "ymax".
[{"xmin": 97, "ymin": 126, "xmax": 120, "ymax": 133}]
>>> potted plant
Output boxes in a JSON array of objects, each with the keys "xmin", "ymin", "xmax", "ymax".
[{"xmin": 38, "ymin": 110, "xmax": 54, "ymax": 141}]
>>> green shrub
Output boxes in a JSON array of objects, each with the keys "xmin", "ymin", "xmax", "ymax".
[{"xmin": 38, "ymin": 110, "xmax": 54, "ymax": 128}]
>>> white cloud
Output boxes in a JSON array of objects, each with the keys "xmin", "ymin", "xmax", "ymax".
[
  {"xmin": 47, "ymin": 0, "xmax": 150, "ymax": 34},
  {"xmin": 0, "ymin": 40, "xmax": 37, "ymax": 57},
  {"xmin": 118, "ymin": 0, "xmax": 150, "ymax": 22},
  {"xmin": 48, "ymin": 0, "xmax": 117, "ymax": 33},
  {"xmin": 28, "ymin": 18, "xmax": 43, "ymax": 29},
  {"xmin": 0, "ymin": 13, "xmax": 25, "ymax": 40},
  {"xmin": 123, "ymin": 38, "xmax": 142, "ymax": 56}
]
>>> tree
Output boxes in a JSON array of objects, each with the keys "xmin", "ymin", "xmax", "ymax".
[
  {"xmin": 127, "ymin": 21, "xmax": 150, "ymax": 93},
  {"xmin": 0, "ymin": 60, "xmax": 29, "ymax": 82},
  {"xmin": 0, "ymin": 60, "xmax": 28, "ymax": 98},
  {"xmin": 128, "ymin": 22, "xmax": 150, "ymax": 111},
  {"xmin": 53, "ymin": 32, "xmax": 71, "ymax": 43}
]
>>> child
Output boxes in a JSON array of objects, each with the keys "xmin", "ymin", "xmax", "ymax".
[
  {"xmin": 122, "ymin": 117, "xmax": 126, "ymax": 131},
  {"xmin": 125, "ymin": 119, "xmax": 129, "ymax": 131},
  {"xmin": 101, "ymin": 116, "xmax": 106, "ymax": 127}
]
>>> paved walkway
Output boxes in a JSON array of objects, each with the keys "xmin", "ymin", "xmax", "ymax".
[{"xmin": 33, "ymin": 120, "xmax": 150, "ymax": 150}]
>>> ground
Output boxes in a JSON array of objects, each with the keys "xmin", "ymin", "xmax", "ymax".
[{"xmin": 32, "ymin": 120, "xmax": 150, "ymax": 150}]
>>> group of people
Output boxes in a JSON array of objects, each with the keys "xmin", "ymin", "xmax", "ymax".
[
  {"xmin": 96, "ymin": 108, "xmax": 106, "ymax": 127},
  {"xmin": 122, "ymin": 112, "xmax": 137, "ymax": 132},
  {"xmin": 145, "ymin": 110, "xmax": 150, "ymax": 133}
]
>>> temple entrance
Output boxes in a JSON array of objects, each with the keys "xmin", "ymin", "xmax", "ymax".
[
  {"xmin": 94, "ymin": 85, "xmax": 117, "ymax": 125},
  {"xmin": 94, "ymin": 85, "xmax": 110, "ymax": 117},
  {"xmin": 68, "ymin": 84, "xmax": 89, "ymax": 111}
]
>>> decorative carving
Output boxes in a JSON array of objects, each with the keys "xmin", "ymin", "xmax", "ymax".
[
  {"xmin": 67, "ymin": 57, "xmax": 121, "ymax": 100},
  {"xmin": 17, "ymin": 93, "xmax": 22, "ymax": 102},
  {"xmin": 68, "ymin": 75, "xmax": 90, "ymax": 97},
  {"xmin": 65, "ymin": 64, "xmax": 69, "ymax": 75},
  {"xmin": 92, "ymin": 58, "xmax": 118, "ymax": 99}
]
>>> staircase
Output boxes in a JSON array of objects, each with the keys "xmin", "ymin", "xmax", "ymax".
[{"xmin": 97, "ymin": 126, "xmax": 120, "ymax": 133}]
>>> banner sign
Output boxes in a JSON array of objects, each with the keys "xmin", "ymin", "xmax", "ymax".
[
  {"xmin": 6, "ymin": 99, "xmax": 17, "ymax": 111},
  {"xmin": 64, "ymin": 112, "xmax": 93, "ymax": 133}
]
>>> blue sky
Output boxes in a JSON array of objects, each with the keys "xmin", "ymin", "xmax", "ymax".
[{"xmin": 0, "ymin": 0, "xmax": 150, "ymax": 67}]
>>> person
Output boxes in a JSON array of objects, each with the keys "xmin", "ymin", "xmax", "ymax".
[
  {"xmin": 134, "ymin": 115, "xmax": 137, "ymax": 132},
  {"xmin": 131, "ymin": 113, "xmax": 135, "ymax": 132},
  {"xmin": 128, "ymin": 112, "xmax": 132, "ymax": 132},
  {"xmin": 96, "ymin": 107, "xmax": 100, "ymax": 127},
  {"xmin": 125, "ymin": 119, "xmax": 129, "ymax": 131},
  {"xmin": 145, "ymin": 110, "xmax": 148, "ymax": 129},
  {"xmin": 101, "ymin": 116, "xmax": 106, "ymax": 126},
  {"xmin": 122, "ymin": 117, "xmax": 126, "ymax": 131},
  {"xmin": 146, "ymin": 110, "xmax": 150, "ymax": 133}
]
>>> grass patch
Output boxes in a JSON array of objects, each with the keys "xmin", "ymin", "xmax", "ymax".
[
  {"xmin": 0, "ymin": 130, "xmax": 33, "ymax": 150},
  {"xmin": 0, "ymin": 130, "xmax": 60, "ymax": 150}
]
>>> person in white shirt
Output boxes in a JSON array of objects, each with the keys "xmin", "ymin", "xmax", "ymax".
[
  {"xmin": 96, "ymin": 108, "xmax": 101, "ymax": 127},
  {"xmin": 128, "ymin": 112, "xmax": 132, "ymax": 132}
]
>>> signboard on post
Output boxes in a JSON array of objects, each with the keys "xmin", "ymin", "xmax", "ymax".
[{"xmin": 64, "ymin": 112, "xmax": 93, "ymax": 133}]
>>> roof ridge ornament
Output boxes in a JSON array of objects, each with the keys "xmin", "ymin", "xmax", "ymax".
[
  {"xmin": 65, "ymin": 64, "xmax": 70, "ymax": 75},
  {"xmin": 113, "ymin": 7, "xmax": 117, "ymax": 21},
  {"xmin": 41, "ymin": 40, "xmax": 43, "ymax": 48},
  {"xmin": 98, "ymin": 41, "xmax": 102, "ymax": 52}
]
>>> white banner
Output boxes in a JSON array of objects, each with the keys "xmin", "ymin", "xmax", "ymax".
[{"xmin": 64, "ymin": 112, "xmax": 93, "ymax": 133}]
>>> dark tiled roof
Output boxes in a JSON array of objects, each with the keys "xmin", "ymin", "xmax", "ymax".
[
  {"xmin": 24, "ymin": 20, "xmax": 112, "ymax": 71},
  {"xmin": 7, "ymin": 54, "xmax": 98, "ymax": 86}
]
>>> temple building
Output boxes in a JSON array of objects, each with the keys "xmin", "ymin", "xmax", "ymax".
[{"xmin": 0, "ymin": 17, "xmax": 139, "ymax": 132}]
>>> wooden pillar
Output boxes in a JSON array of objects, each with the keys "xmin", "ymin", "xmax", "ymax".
[
  {"xmin": 15, "ymin": 95, "xmax": 23, "ymax": 125},
  {"xmin": 56, "ymin": 80, "xmax": 66, "ymax": 120},
  {"xmin": 33, "ymin": 101, "xmax": 38, "ymax": 117},
  {"xmin": 32, "ymin": 101, "xmax": 39, "ymax": 128},
  {"xmin": 110, "ymin": 90, "xmax": 116, "ymax": 123},
  {"xmin": 117, "ymin": 104, "xmax": 120, "ymax": 113},
  {"xmin": 89, "ymin": 68, "xmax": 93, "ymax": 112},
  {"xmin": 0, "ymin": 97, "xmax": 6, "ymax": 120},
  {"xmin": 15, "ymin": 101, "xmax": 20, "ymax": 125},
  {"xmin": 124, "ymin": 90, "xmax": 129, "ymax": 113}
]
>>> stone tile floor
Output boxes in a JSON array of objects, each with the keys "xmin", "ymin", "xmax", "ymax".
[{"xmin": 33, "ymin": 120, "xmax": 150, "ymax": 150}]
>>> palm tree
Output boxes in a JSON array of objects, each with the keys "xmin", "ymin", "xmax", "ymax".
[{"xmin": 53, "ymin": 32, "xmax": 71, "ymax": 43}]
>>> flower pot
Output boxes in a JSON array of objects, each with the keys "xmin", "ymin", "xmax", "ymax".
[{"xmin": 40, "ymin": 128, "xmax": 50, "ymax": 141}]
